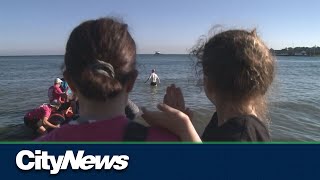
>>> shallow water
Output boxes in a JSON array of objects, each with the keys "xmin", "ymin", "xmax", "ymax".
[{"xmin": 0, "ymin": 55, "xmax": 319, "ymax": 141}]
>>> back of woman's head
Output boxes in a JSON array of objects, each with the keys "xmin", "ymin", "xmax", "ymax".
[
  {"xmin": 64, "ymin": 17, "xmax": 136, "ymax": 101},
  {"xmin": 193, "ymin": 29, "xmax": 275, "ymax": 102}
]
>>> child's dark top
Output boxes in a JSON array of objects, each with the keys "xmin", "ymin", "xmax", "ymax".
[{"xmin": 201, "ymin": 112, "xmax": 270, "ymax": 142}]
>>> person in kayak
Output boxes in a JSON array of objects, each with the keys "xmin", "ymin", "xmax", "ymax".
[
  {"xmin": 24, "ymin": 100, "xmax": 61, "ymax": 135},
  {"xmin": 48, "ymin": 78, "xmax": 67, "ymax": 104}
]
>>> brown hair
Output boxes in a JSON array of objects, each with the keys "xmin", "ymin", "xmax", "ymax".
[
  {"xmin": 192, "ymin": 29, "xmax": 275, "ymax": 120},
  {"xmin": 64, "ymin": 17, "xmax": 136, "ymax": 101}
]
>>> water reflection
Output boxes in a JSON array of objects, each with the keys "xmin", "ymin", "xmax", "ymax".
[{"xmin": 149, "ymin": 85, "xmax": 160, "ymax": 107}]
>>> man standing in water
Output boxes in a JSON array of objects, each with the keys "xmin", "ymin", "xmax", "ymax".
[{"xmin": 145, "ymin": 69, "xmax": 160, "ymax": 86}]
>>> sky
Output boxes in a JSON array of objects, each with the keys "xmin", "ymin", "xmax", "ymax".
[{"xmin": 0, "ymin": 0, "xmax": 320, "ymax": 55}]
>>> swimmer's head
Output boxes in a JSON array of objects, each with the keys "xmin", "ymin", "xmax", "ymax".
[
  {"xmin": 151, "ymin": 69, "xmax": 155, "ymax": 73},
  {"xmin": 63, "ymin": 17, "xmax": 137, "ymax": 102}
]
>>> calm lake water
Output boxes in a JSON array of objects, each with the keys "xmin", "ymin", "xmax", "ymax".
[{"xmin": 0, "ymin": 55, "xmax": 319, "ymax": 141}]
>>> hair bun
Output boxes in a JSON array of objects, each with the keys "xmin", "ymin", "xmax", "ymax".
[{"xmin": 90, "ymin": 60, "xmax": 115, "ymax": 78}]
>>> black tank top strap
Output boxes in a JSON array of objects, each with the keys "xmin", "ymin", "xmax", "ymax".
[{"xmin": 123, "ymin": 121, "xmax": 148, "ymax": 141}]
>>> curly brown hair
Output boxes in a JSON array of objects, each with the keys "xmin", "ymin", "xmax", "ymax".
[
  {"xmin": 191, "ymin": 29, "xmax": 275, "ymax": 121},
  {"xmin": 63, "ymin": 17, "xmax": 137, "ymax": 101}
]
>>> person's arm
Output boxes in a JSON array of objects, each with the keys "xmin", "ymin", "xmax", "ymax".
[
  {"xmin": 142, "ymin": 104, "xmax": 201, "ymax": 142},
  {"xmin": 56, "ymin": 87, "xmax": 68, "ymax": 103},
  {"xmin": 42, "ymin": 117, "xmax": 60, "ymax": 129},
  {"xmin": 141, "ymin": 84, "xmax": 201, "ymax": 142},
  {"xmin": 65, "ymin": 86, "xmax": 69, "ymax": 93},
  {"xmin": 144, "ymin": 74, "xmax": 151, "ymax": 83},
  {"xmin": 55, "ymin": 87, "xmax": 66, "ymax": 95},
  {"xmin": 157, "ymin": 74, "xmax": 160, "ymax": 83},
  {"xmin": 41, "ymin": 107, "xmax": 60, "ymax": 129}
]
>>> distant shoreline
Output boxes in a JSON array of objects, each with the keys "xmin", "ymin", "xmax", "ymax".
[
  {"xmin": 0, "ymin": 54, "xmax": 189, "ymax": 57},
  {"xmin": 275, "ymin": 55, "xmax": 320, "ymax": 57},
  {"xmin": 1, "ymin": 54, "xmax": 320, "ymax": 57}
]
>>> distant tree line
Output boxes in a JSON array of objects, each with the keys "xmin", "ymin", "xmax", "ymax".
[{"xmin": 270, "ymin": 46, "xmax": 320, "ymax": 56}]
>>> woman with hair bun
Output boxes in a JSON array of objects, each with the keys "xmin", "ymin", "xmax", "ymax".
[{"xmin": 37, "ymin": 17, "xmax": 199, "ymax": 141}]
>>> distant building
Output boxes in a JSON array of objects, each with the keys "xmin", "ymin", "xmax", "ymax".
[
  {"xmin": 273, "ymin": 46, "xmax": 319, "ymax": 56},
  {"xmin": 294, "ymin": 51, "xmax": 307, "ymax": 56}
]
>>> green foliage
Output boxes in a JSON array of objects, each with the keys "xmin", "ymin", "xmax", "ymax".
[{"xmin": 271, "ymin": 46, "xmax": 320, "ymax": 56}]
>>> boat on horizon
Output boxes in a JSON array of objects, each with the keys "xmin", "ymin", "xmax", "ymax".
[{"xmin": 154, "ymin": 51, "xmax": 161, "ymax": 55}]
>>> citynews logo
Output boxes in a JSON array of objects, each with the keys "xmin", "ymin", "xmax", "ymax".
[{"xmin": 16, "ymin": 150, "xmax": 129, "ymax": 174}]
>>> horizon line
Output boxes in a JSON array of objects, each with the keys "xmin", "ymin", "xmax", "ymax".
[
  {"xmin": 1, "ymin": 46, "xmax": 319, "ymax": 57},
  {"xmin": 0, "ymin": 53, "xmax": 190, "ymax": 57}
]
